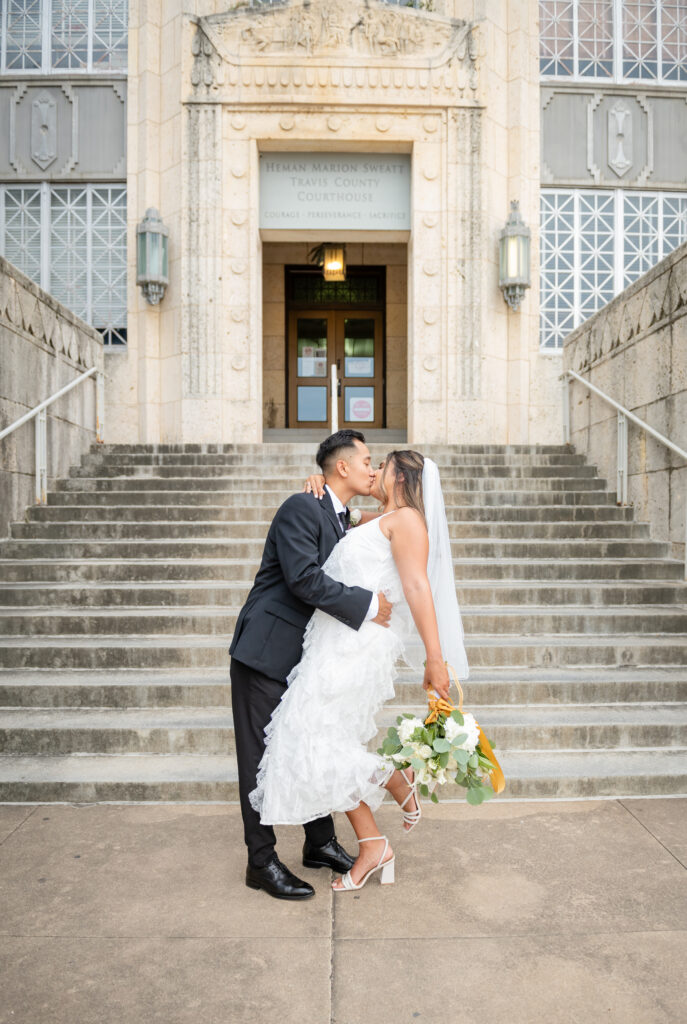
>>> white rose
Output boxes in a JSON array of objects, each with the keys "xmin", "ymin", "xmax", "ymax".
[
  {"xmin": 435, "ymin": 768, "xmax": 448, "ymax": 785},
  {"xmin": 418, "ymin": 744, "xmax": 433, "ymax": 760},
  {"xmin": 447, "ymin": 712, "xmax": 480, "ymax": 753},
  {"xmin": 398, "ymin": 717, "xmax": 424, "ymax": 744}
]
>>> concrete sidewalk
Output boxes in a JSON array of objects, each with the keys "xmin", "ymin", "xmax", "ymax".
[{"xmin": 0, "ymin": 798, "xmax": 685, "ymax": 1024}]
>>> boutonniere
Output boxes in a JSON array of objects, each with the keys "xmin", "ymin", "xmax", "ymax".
[{"xmin": 349, "ymin": 509, "xmax": 362, "ymax": 527}]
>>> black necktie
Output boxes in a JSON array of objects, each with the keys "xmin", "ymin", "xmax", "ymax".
[{"xmin": 337, "ymin": 509, "xmax": 349, "ymax": 534}]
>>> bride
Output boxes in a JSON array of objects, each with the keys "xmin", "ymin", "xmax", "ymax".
[{"xmin": 249, "ymin": 450, "xmax": 469, "ymax": 892}]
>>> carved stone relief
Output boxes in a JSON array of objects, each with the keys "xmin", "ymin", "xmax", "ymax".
[
  {"xmin": 607, "ymin": 99, "xmax": 632, "ymax": 178},
  {"xmin": 31, "ymin": 92, "xmax": 57, "ymax": 171}
]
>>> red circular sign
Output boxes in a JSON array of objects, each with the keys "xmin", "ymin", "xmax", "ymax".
[{"xmin": 351, "ymin": 399, "xmax": 372, "ymax": 420}]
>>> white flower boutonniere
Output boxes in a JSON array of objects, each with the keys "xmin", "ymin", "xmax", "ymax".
[{"xmin": 349, "ymin": 508, "xmax": 362, "ymax": 527}]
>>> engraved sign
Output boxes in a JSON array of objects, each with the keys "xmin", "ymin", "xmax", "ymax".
[{"xmin": 259, "ymin": 152, "xmax": 411, "ymax": 231}]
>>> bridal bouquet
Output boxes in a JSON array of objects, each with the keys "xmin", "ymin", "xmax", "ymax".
[{"xmin": 378, "ymin": 682, "xmax": 504, "ymax": 806}]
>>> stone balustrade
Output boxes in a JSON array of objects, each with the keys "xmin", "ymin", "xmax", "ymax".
[
  {"xmin": 0, "ymin": 255, "xmax": 103, "ymax": 539},
  {"xmin": 564, "ymin": 240, "xmax": 687, "ymax": 559}
]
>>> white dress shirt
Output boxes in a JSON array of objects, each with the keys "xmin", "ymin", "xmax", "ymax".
[{"xmin": 325, "ymin": 485, "xmax": 379, "ymax": 621}]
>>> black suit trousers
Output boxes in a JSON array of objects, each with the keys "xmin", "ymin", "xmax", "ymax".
[{"xmin": 230, "ymin": 657, "xmax": 335, "ymax": 867}]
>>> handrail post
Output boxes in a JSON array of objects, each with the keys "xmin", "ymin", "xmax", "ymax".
[
  {"xmin": 96, "ymin": 371, "xmax": 105, "ymax": 444},
  {"xmin": 330, "ymin": 363, "xmax": 339, "ymax": 435},
  {"xmin": 562, "ymin": 372, "xmax": 570, "ymax": 444},
  {"xmin": 617, "ymin": 410, "xmax": 628, "ymax": 505},
  {"xmin": 35, "ymin": 409, "xmax": 47, "ymax": 504}
]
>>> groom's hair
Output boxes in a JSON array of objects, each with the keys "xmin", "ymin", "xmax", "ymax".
[{"xmin": 316, "ymin": 429, "xmax": 366, "ymax": 476}]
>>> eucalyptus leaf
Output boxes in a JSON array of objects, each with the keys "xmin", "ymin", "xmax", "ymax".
[
  {"xmin": 450, "ymin": 710, "xmax": 465, "ymax": 725},
  {"xmin": 451, "ymin": 733, "xmax": 468, "ymax": 747},
  {"xmin": 438, "ymin": 751, "xmax": 450, "ymax": 769},
  {"xmin": 400, "ymin": 745, "xmax": 416, "ymax": 757},
  {"xmin": 468, "ymin": 752, "xmax": 479, "ymax": 769},
  {"xmin": 401, "ymin": 713, "xmax": 416, "ymax": 720},
  {"xmin": 466, "ymin": 787, "xmax": 484, "ymax": 806},
  {"xmin": 455, "ymin": 748, "xmax": 470, "ymax": 765},
  {"xmin": 419, "ymin": 783, "xmax": 429, "ymax": 797},
  {"xmin": 480, "ymin": 786, "xmax": 494, "ymax": 801},
  {"xmin": 433, "ymin": 737, "xmax": 451, "ymax": 753},
  {"xmin": 410, "ymin": 757, "xmax": 425, "ymax": 772},
  {"xmin": 430, "ymin": 791, "xmax": 439, "ymax": 804}
]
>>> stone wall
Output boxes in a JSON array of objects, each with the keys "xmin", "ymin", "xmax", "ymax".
[
  {"xmin": 0, "ymin": 256, "xmax": 103, "ymax": 540},
  {"xmin": 564, "ymin": 240, "xmax": 687, "ymax": 559}
]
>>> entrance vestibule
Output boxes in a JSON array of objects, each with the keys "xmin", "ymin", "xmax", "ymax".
[{"xmin": 262, "ymin": 243, "xmax": 408, "ymax": 433}]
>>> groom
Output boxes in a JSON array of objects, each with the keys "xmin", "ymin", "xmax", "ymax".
[{"xmin": 229, "ymin": 429, "xmax": 393, "ymax": 900}]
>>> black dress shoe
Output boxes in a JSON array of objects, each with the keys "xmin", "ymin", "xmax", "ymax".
[
  {"xmin": 245, "ymin": 855, "xmax": 315, "ymax": 901},
  {"xmin": 302, "ymin": 835, "xmax": 355, "ymax": 873}
]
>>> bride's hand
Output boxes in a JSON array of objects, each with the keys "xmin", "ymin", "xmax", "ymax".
[
  {"xmin": 303, "ymin": 473, "xmax": 326, "ymax": 499},
  {"xmin": 423, "ymin": 657, "xmax": 450, "ymax": 701}
]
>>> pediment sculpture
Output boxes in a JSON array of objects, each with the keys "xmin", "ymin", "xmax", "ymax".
[{"xmin": 195, "ymin": 0, "xmax": 480, "ymax": 68}]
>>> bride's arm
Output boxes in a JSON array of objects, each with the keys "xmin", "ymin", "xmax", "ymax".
[
  {"xmin": 387, "ymin": 509, "xmax": 451, "ymax": 700},
  {"xmin": 302, "ymin": 474, "xmax": 381, "ymax": 523}
]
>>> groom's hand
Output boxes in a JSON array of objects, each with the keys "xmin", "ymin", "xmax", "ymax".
[{"xmin": 372, "ymin": 592, "xmax": 393, "ymax": 628}]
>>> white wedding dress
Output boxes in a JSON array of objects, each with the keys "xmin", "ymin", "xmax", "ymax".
[{"xmin": 249, "ymin": 512, "xmax": 407, "ymax": 825}]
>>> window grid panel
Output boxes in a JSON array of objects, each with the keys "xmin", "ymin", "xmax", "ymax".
[
  {"xmin": 49, "ymin": 185, "xmax": 90, "ymax": 319},
  {"xmin": 51, "ymin": 0, "xmax": 90, "ymax": 70},
  {"xmin": 3, "ymin": 0, "xmax": 43, "ymax": 71},
  {"xmin": 1, "ymin": 186, "xmax": 42, "ymax": 282},
  {"xmin": 92, "ymin": 0, "xmax": 128, "ymax": 71},
  {"xmin": 1, "ymin": 0, "xmax": 127, "ymax": 72},
  {"xmin": 623, "ymin": 0, "xmax": 660, "ymax": 79},
  {"xmin": 90, "ymin": 185, "xmax": 127, "ymax": 344},
  {"xmin": 623, "ymin": 193, "xmax": 660, "ymax": 287},
  {"xmin": 662, "ymin": 0, "xmax": 687, "ymax": 79},
  {"xmin": 540, "ymin": 1, "xmax": 576, "ymax": 76},
  {"xmin": 540, "ymin": 189, "xmax": 687, "ymax": 350},
  {"xmin": 662, "ymin": 196, "xmax": 687, "ymax": 254},
  {"xmin": 539, "ymin": 191, "xmax": 577, "ymax": 349},
  {"xmin": 578, "ymin": 191, "xmax": 616, "ymax": 319},
  {"xmin": 578, "ymin": 1, "xmax": 614, "ymax": 77},
  {"xmin": 540, "ymin": 0, "xmax": 687, "ymax": 82}
]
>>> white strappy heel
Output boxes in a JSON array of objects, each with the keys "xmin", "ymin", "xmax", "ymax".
[
  {"xmin": 399, "ymin": 768, "xmax": 422, "ymax": 834},
  {"xmin": 332, "ymin": 836, "xmax": 395, "ymax": 891}
]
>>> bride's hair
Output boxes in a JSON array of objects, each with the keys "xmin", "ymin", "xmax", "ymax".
[{"xmin": 379, "ymin": 450, "xmax": 426, "ymax": 523}]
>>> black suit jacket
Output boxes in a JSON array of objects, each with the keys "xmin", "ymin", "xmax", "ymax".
[{"xmin": 229, "ymin": 490, "xmax": 373, "ymax": 682}]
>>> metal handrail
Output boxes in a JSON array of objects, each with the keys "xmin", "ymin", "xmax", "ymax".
[
  {"xmin": 0, "ymin": 366, "xmax": 104, "ymax": 503},
  {"xmin": 561, "ymin": 368, "xmax": 687, "ymax": 577}
]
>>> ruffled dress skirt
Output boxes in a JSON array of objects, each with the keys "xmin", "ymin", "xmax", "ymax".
[{"xmin": 249, "ymin": 517, "xmax": 406, "ymax": 825}]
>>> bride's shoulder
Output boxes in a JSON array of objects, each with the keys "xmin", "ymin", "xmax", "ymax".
[{"xmin": 384, "ymin": 506, "xmax": 426, "ymax": 538}]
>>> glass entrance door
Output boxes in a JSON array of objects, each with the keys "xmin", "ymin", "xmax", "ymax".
[{"xmin": 288, "ymin": 311, "xmax": 383, "ymax": 429}]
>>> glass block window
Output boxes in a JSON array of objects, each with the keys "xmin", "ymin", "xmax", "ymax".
[
  {"xmin": 540, "ymin": 188, "xmax": 687, "ymax": 349},
  {"xmin": 540, "ymin": 0, "xmax": 687, "ymax": 82},
  {"xmin": 0, "ymin": 0, "xmax": 127, "ymax": 72},
  {"xmin": 0, "ymin": 183, "xmax": 127, "ymax": 347}
]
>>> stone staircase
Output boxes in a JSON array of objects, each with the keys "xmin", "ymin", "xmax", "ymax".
[{"xmin": 0, "ymin": 442, "xmax": 686, "ymax": 802}]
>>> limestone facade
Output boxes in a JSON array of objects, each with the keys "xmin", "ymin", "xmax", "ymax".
[{"xmin": 109, "ymin": 0, "xmax": 557, "ymax": 445}]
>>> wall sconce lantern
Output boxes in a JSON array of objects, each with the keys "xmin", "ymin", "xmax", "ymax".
[
  {"xmin": 136, "ymin": 207, "xmax": 169, "ymax": 305},
  {"xmin": 308, "ymin": 243, "xmax": 347, "ymax": 282},
  {"xmin": 499, "ymin": 200, "xmax": 531, "ymax": 311}
]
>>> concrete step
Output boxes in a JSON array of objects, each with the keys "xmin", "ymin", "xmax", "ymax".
[
  {"xmin": 45, "ymin": 488, "xmax": 619, "ymax": 507},
  {"xmin": 56, "ymin": 475, "xmax": 610, "ymax": 493},
  {"xmin": 2, "ymin": 579, "xmax": 685, "ymax": 608},
  {"xmin": 2, "ymin": 666, "xmax": 685, "ymax": 708},
  {"xmin": 69, "ymin": 463, "xmax": 602, "ymax": 480},
  {"xmin": 10, "ymin": 519, "xmax": 652, "ymax": 541},
  {"xmin": 0, "ymin": 557, "xmax": 682, "ymax": 583},
  {"xmin": 2, "ymin": 703, "xmax": 686, "ymax": 755},
  {"xmin": 27, "ymin": 503, "xmax": 637, "ymax": 523},
  {"xmin": 1, "ymin": 634, "xmax": 685, "ymax": 669},
  {"xmin": 0, "ymin": 748, "xmax": 684, "ymax": 802},
  {"xmin": 80, "ymin": 451, "xmax": 589, "ymax": 468},
  {"xmin": 1, "ymin": 605, "xmax": 686, "ymax": 637},
  {"xmin": 96, "ymin": 443, "xmax": 576, "ymax": 455},
  {"xmin": 0, "ymin": 538, "xmax": 672, "ymax": 560}
]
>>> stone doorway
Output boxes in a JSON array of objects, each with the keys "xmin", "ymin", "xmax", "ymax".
[{"xmin": 262, "ymin": 242, "xmax": 407, "ymax": 433}]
